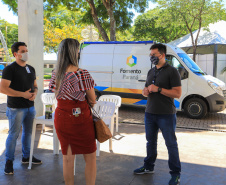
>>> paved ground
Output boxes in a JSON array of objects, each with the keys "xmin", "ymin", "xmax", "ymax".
[
  {"xmin": 0, "ymin": 92, "xmax": 226, "ymax": 185},
  {"xmin": 118, "ymin": 105, "xmax": 226, "ymax": 132},
  {"xmin": 43, "ymin": 79, "xmax": 226, "ymax": 132},
  {"xmin": 1, "ymin": 93, "xmax": 226, "ymax": 131},
  {"xmin": 0, "ymin": 122, "xmax": 226, "ymax": 185}
]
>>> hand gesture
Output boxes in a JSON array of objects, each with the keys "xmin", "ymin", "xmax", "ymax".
[
  {"xmin": 29, "ymin": 93, "xmax": 37, "ymax": 101},
  {"xmin": 22, "ymin": 89, "xmax": 33, "ymax": 99},
  {"xmin": 147, "ymin": 84, "xmax": 158, "ymax": 93},
  {"xmin": 142, "ymin": 87, "xmax": 149, "ymax": 97}
]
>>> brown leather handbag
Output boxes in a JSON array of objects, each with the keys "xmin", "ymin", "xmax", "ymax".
[
  {"xmin": 87, "ymin": 100, "xmax": 112, "ymax": 143},
  {"xmin": 92, "ymin": 113, "xmax": 112, "ymax": 143}
]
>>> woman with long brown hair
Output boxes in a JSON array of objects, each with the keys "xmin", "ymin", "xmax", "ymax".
[{"xmin": 49, "ymin": 38, "xmax": 96, "ymax": 185}]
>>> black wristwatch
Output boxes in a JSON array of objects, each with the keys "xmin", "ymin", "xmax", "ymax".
[{"xmin": 158, "ymin": 87, "xmax": 162, "ymax": 93}]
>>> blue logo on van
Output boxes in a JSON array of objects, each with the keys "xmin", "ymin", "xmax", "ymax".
[{"xmin": 127, "ymin": 55, "xmax": 137, "ymax": 67}]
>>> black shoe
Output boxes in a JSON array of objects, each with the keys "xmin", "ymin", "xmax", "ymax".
[
  {"xmin": 4, "ymin": 160, "xmax": 14, "ymax": 175},
  {"xmin": 133, "ymin": 166, "xmax": 154, "ymax": 174},
  {"xmin": 21, "ymin": 156, "xmax": 42, "ymax": 164},
  {"xmin": 169, "ymin": 175, "xmax": 180, "ymax": 185}
]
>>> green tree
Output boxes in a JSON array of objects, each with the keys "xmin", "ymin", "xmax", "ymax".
[
  {"xmin": 44, "ymin": 5, "xmax": 85, "ymax": 53},
  {"xmin": 2, "ymin": 0, "xmax": 151, "ymax": 41},
  {"xmin": 0, "ymin": 18, "xmax": 18, "ymax": 57},
  {"xmin": 44, "ymin": 5, "xmax": 84, "ymax": 29},
  {"xmin": 116, "ymin": 28, "xmax": 134, "ymax": 41},
  {"xmin": 133, "ymin": 8, "xmax": 189, "ymax": 43},
  {"xmin": 0, "ymin": 19, "xmax": 18, "ymax": 48},
  {"xmin": 152, "ymin": 0, "xmax": 226, "ymax": 62}
]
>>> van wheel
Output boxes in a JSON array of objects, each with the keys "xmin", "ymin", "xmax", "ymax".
[
  {"xmin": 184, "ymin": 98, "xmax": 207, "ymax": 119},
  {"xmin": 95, "ymin": 91, "xmax": 101, "ymax": 100}
]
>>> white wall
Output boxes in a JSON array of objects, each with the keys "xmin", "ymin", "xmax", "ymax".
[
  {"xmin": 216, "ymin": 54, "xmax": 226, "ymax": 83},
  {"xmin": 192, "ymin": 54, "xmax": 226, "ymax": 83},
  {"xmin": 196, "ymin": 54, "xmax": 214, "ymax": 76}
]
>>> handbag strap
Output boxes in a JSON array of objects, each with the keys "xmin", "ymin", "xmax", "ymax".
[{"xmin": 87, "ymin": 100, "xmax": 101, "ymax": 119}]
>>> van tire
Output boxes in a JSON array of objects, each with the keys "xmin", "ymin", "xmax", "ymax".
[{"xmin": 184, "ymin": 98, "xmax": 207, "ymax": 119}]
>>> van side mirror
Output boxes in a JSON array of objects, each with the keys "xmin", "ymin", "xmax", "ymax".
[
  {"xmin": 178, "ymin": 67, "xmax": 188, "ymax": 80},
  {"xmin": 182, "ymin": 70, "xmax": 188, "ymax": 80}
]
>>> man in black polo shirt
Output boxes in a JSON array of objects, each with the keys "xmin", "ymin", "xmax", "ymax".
[
  {"xmin": 134, "ymin": 43, "xmax": 182, "ymax": 185},
  {"xmin": 0, "ymin": 42, "xmax": 42, "ymax": 175}
]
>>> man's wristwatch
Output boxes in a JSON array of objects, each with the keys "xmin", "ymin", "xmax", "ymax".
[{"xmin": 158, "ymin": 87, "xmax": 162, "ymax": 93}]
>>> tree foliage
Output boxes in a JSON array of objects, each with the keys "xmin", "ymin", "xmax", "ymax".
[
  {"xmin": 1, "ymin": 0, "xmax": 17, "ymax": 14},
  {"xmin": 2, "ymin": 0, "xmax": 151, "ymax": 41},
  {"xmin": 0, "ymin": 18, "xmax": 18, "ymax": 57},
  {"xmin": 0, "ymin": 19, "xmax": 18, "ymax": 47},
  {"xmin": 44, "ymin": 6, "xmax": 85, "ymax": 53},
  {"xmin": 116, "ymin": 28, "xmax": 134, "ymax": 41},
  {"xmin": 133, "ymin": 8, "xmax": 189, "ymax": 43},
  {"xmin": 152, "ymin": 0, "xmax": 226, "ymax": 61}
]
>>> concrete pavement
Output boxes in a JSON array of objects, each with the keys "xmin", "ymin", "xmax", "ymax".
[
  {"xmin": 118, "ymin": 105, "xmax": 226, "ymax": 132},
  {"xmin": 0, "ymin": 122, "xmax": 226, "ymax": 184},
  {"xmin": 0, "ymin": 93, "xmax": 226, "ymax": 185}
]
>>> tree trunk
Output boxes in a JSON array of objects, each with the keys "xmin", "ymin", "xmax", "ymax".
[
  {"xmin": 86, "ymin": 0, "xmax": 109, "ymax": 41},
  {"xmin": 188, "ymin": 29, "xmax": 196, "ymax": 62},
  {"xmin": 192, "ymin": 26, "xmax": 202, "ymax": 62},
  {"xmin": 191, "ymin": 0, "xmax": 205, "ymax": 62},
  {"xmin": 102, "ymin": 0, "xmax": 116, "ymax": 41},
  {"xmin": 192, "ymin": 45, "xmax": 197, "ymax": 62}
]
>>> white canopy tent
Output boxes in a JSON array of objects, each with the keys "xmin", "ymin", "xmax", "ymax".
[
  {"xmin": 169, "ymin": 20, "xmax": 226, "ymax": 54},
  {"xmin": 169, "ymin": 21, "xmax": 226, "ymax": 80}
]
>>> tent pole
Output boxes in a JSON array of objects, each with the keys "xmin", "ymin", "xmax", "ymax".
[{"xmin": 213, "ymin": 44, "xmax": 218, "ymax": 77}]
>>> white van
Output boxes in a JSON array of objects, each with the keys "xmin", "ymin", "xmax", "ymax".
[{"xmin": 79, "ymin": 41, "xmax": 226, "ymax": 119}]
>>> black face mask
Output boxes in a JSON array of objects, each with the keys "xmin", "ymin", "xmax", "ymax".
[{"xmin": 150, "ymin": 56, "xmax": 159, "ymax": 65}]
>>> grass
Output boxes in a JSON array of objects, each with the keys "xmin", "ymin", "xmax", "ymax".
[
  {"xmin": 44, "ymin": 68, "xmax": 54, "ymax": 79},
  {"xmin": 1, "ymin": 76, "xmax": 50, "ymax": 79},
  {"xmin": 44, "ymin": 75, "xmax": 52, "ymax": 79},
  {"xmin": 1, "ymin": 75, "xmax": 51, "ymax": 79}
]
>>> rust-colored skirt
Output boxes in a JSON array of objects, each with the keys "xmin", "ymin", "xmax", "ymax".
[{"xmin": 54, "ymin": 99, "xmax": 96, "ymax": 155}]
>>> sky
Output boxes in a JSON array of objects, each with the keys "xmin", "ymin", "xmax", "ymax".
[
  {"xmin": 0, "ymin": 0, "xmax": 226, "ymax": 25},
  {"xmin": 0, "ymin": 0, "xmax": 18, "ymax": 24}
]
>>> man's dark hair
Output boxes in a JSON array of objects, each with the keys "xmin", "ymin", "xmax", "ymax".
[
  {"xmin": 11, "ymin": 42, "xmax": 27, "ymax": 57},
  {"xmin": 150, "ymin": 43, "xmax": 166, "ymax": 55}
]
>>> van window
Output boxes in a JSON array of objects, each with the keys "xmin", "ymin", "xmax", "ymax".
[
  {"xmin": 177, "ymin": 53, "xmax": 205, "ymax": 76},
  {"xmin": 166, "ymin": 55, "xmax": 188, "ymax": 80}
]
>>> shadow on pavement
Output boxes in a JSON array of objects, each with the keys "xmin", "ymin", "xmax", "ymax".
[{"xmin": 0, "ymin": 123, "xmax": 226, "ymax": 185}]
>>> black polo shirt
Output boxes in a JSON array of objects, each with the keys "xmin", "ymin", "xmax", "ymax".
[
  {"xmin": 145, "ymin": 63, "xmax": 181, "ymax": 114},
  {"xmin": 2, "ymin": 61, "xmax": 36, "ymax": 108}
]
